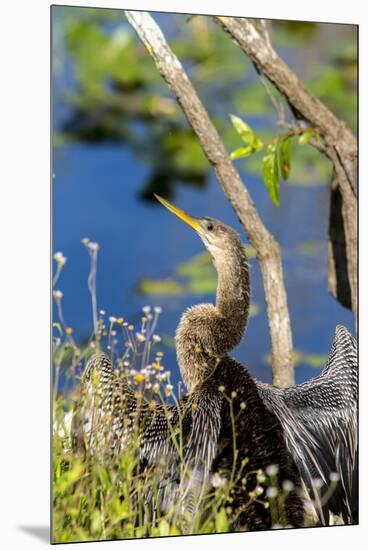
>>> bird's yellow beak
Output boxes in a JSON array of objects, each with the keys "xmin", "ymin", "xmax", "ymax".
[{"xmin": 154, "ymin": 194, "xmax": 203, "ymax": 233}]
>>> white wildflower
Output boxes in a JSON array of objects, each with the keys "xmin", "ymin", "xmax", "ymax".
[
  {"xmin": 136, "ymin": 332, "xmax": 146, "ymax": 343},
  {"xmin": 142, "ymin": 305, "xmax": 151, "ymax": 315},
  {"xmin": 53, "ymin": 251, "xmax": 67, "ymax": 265},
  {"xmin": 81, "ymin": 238, "xmax": 90, "ymax": 245},
  {"xmin": 282, "ymin": 480, "xmax": 295, "ymax": 492},
  {"xmin": 165, "ymin": 384, "xmax": 173, "ymax": 396},
  {"xmin": 329, "ymin": 472, "xmax": 340, "ymax": 483},
  {"xmin": 53, "ymin": 290, "xmax": 63, "ymax": 300},
  {"xmin": 312, "ymin": 478, "xmax": 323, "ymax": 489},
  {"xmin": 153, "ymin": 334, "xmax": 161, "ymax": 343},
  {"xmin": 266, "ymin": 464, "xmax": 279, "ymax": 476},
  {"xmin": 154, "ymin": 306, "xmax": 162, "ymax": 314},
  {"xmin": 257, "ymin": 472, "xmax": 266, "ymax": 484},
  {"xmin": 153, "ymin": 383, "xmax": 160, "ymax": 393},
  {"xmin": 266, "ymin": 487, "xmax": 278, "ymax": 499},
  {"xmin": 87, "ymin": 241, "xmax": 99, "ymax": 252},
  {"xmin": 211, "ymin": 473, "xmax": 227, "ymax": 487}
]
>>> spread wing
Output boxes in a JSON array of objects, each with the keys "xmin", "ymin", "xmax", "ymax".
[
  {"xmin": 72, "ymin": 354, "xmax": 221, "ymax": 522},
  {"xmin": 257, "ymin": 325, "xmax": 357, "ymax": 524}
]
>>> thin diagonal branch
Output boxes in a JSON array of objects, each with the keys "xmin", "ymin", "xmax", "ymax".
[{"xmin": 126, "ymin": 10, "xmax": 294, "ymax": 388}]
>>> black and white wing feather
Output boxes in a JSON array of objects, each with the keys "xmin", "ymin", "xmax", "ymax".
[{"xmin": 258, "ymin": 325, "xmax": 357, "ymax": 524}]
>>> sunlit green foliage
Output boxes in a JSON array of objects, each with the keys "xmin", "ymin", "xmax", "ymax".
[
  {"xmin": 53, "ymin": 7, "xmax": 356, "ymax": 200},
  {"xmin": 229, "ymin": 113, "xmax": 324, "ymax": 206}
]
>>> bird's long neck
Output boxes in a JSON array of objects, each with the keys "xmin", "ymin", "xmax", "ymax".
[
  {"xmin": 214, "ymin": 246, "xmax": 250, "ymax": 325},
  {"xmin": 176, "ymin": 243, "xmax": 250, "ymax": 392}
]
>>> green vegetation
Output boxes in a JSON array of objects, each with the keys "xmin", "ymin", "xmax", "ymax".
[
  {"xmin": 53, "ymin": 244, "xmax": 308, "ymax": 542},
  {"xmin": 53, "ymin": 8, "xmax": 357, "ymax": 200},
  {"xmin": 229, "ymin": 113, "xmax": 323, "ymax": 206}
]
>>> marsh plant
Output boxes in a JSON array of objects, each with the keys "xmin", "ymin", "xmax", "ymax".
[{"xmin": 52, "ymin": 242, "xmax": 338, "ymax": 543}]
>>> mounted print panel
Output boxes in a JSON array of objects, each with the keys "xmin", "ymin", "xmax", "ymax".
[{"xmin": 51, "ymin": 5, "xmax": 358, "ymax": 544}]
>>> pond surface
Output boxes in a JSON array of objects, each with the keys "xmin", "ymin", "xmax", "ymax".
[{"xmin": 52, "ymin": 10, "xmax": 355, "ymax": 391}]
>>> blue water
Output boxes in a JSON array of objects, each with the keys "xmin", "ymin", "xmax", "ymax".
[
  {"xmin": 53, "ymin": 142, "xmax": 354, "ymax": 388},
  {"xmin": 52, "ymin": 10, "xmax": 355, "ymax": 391}
]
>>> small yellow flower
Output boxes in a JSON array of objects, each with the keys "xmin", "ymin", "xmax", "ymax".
[
  {"xmin": 218, "ymin": 385, "xmax": 225, "ymax": 393},
  {"xmin": 66, "ymin": 327, "xmax": 73, "ymax": 335},
  {"xmin": 117, "ymin": 317, "xmax": 124, "ymax": 324},
  {"xmin": 195, "ymin": 345, "xmax": 202, "ymax": 354},
  {"xmin": 191, "ymin": 402, "xmax": 198, "ymax": 410},
  {"xmin": 134, "ymin": 373, "xmax": 145, "ymax": 383},
  {"xmin": 128, "ymin": 325, "xmax": 134, "ymax": 331},
  {"xmin": 156, "ymin": 351, "xmax": 164, "ymax": 357}
]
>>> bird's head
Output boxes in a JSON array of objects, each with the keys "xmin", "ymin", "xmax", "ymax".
[{"xmin": 154, "ymin": 194, "xmax": 242, "ymax": 267}]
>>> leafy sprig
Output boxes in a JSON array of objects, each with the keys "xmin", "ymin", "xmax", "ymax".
[{"xmin": 229, "ymin": 114, "xmax": 319, "ymax": 206}]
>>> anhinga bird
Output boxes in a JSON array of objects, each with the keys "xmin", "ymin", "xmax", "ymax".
[{"xmin": 74, "ymin": 195, "xmax": 357, "ymax": 530}]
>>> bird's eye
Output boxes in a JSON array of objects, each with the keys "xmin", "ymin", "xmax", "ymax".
[{"xmin": 207, "ymin": 223, "xmax": 214, "ymax": 231}]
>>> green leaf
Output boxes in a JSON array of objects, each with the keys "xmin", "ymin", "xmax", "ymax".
[
  {"xmin": 158, "ymin": 519, "xmax": 170, "ymax": 537},
  {"xmin": 298, "ymin": 131, "xmax": 314, "ymax": 145},
  {"xmin": 229, "ymin": 114, "xmax": 255, "ymax": 144},
  {"xmin": 279, "ymin": 136, "xmax": 292, "ymax": 180},
  {"xmin": 230, "ymin": 146, "xmax": 253, "ymax": 160},
  {"xmin": 262, "ymin": 145, "xmax": 280, "ymax": 206},
  {"xmin": 215, "ymin": 508, "xmax": 229, "ymax": 533},
  {"xmin": 229, "ymin": 114, "xmax": 263, "ymax": 152},
  {"xmin": 253, "ymin": 136, "xmax": 264, "ymax": 152}
]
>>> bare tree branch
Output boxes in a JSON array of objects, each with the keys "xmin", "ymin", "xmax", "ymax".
[
  {"xmin": 214, "ymin": 16, "xmax": 357, "ymax": 316},
  {"xmin": 125, "ymin": 10, "xmax": 294, "ymax": 388},
  {"xmin": 328, "ymin": 171, "xmax": 352, "ymax": 309}
]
